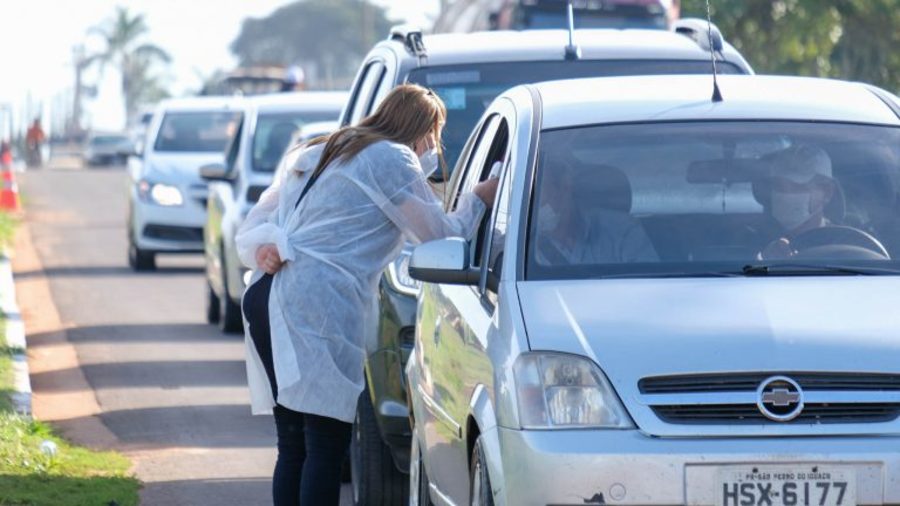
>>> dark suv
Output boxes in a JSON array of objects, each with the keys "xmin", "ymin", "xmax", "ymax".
[{"xmin": 343, "ymin": 23, "xmax": 753, "ymax": 505}]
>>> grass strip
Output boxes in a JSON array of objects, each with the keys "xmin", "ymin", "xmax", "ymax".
[
  {"xmin": 0, "ymin": 309, "xmax": 140, "ymax": 504},
  {"xmin": 0, "ymin": 212, "xmax": 16, "ymax": 250},
  {"xmin": 0, "ymin": 319, "xmax": 10, "ymax": 414},
  {"xmin": 0, "ymin": 413, "xmax": 140, "ymax": 506}
]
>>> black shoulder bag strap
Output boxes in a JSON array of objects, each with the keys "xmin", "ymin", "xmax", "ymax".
[{"xmin": 293, "ymin": 167, "xmax": 322, "ymax": 209}]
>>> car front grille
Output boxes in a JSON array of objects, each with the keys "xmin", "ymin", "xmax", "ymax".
[
  {"xmin": 640, "ymin": 373, "xmax": 900, "ymax": 425},
  {"xmin": 640, "ymin": 373, "xmax": 900, "ymax": 394},
  {"xmin": 653, "ymin": 403, "xmax": 900, "ymax": 424},
  {"xmin": 143, "ymin": 224, "xmax": 204, "ymax": 242}
]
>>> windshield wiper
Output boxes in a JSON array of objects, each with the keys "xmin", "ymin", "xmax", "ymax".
[{"xmin": 741, "ymin": 263, "xmax": 900, "ymax": 276}]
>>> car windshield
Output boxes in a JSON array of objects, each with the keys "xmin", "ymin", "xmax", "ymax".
[
  {"xmin": 407, "ymin": 60, "xmax": 743, "ymax": 174},
  {"xmin": 154, "ymin": 111, "xmax": 242, "ymax": 153},
  {"xmin": 252, "ymin": 111, "xmax": 339, "ymax": 172},
  {"xmin": 526, "ymin": 121, "xmax": 900, "ymax": 280}
]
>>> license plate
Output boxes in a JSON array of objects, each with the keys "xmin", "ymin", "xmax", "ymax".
[{"xmin": 717, "ymin": 466, "xmax": 855, "ymax": 506}]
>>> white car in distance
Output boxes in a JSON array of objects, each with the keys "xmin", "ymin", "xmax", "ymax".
[{"xmin": 127, "ymin": 96, "xmax": 244, "ymax": 270}]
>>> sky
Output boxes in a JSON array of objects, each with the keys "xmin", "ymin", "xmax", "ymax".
[{"xmin": 0, "ymin": 0, "xmax": 439, "ymax": 135}]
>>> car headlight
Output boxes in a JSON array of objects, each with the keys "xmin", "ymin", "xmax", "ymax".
[
  {"xmin": 386, "ymin": 248, "xmax": 421, "ymax": 297},
  {"xmin": 138, "ymin": 180, "xmax": 183, "ymax": 207},
  {"xmin": 513, "ymin": 352, "xmax": 634, "ymax": 429}
]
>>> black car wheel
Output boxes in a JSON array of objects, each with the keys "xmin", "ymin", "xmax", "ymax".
[
  {"xmin": 470, "ymin": 435, "xmax": 494, "ymax": 506},
  {"xmin": 408, "ymin": 427, "xmax": 431, "ymax": 506},
  {"xmin": 351, "ymin": 388, "xmax": 409, "ymax": 505},
  {"xmin": 218, "ymin": 246, "xmax": 243, "ymax": 333},
  {"xmin": 128, "ymin": 239, "xmax": 156, "ymax": 271},
  {"xmin": 205, "ymin": 280, "xmax": 221, "ymax": 324}
]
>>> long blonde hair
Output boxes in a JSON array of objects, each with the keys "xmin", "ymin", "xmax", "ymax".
[{"xmin": 309, "ymin": 84, "xmax": 447, "ymax": 179}]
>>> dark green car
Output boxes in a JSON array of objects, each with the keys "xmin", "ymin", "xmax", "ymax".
[{"xmin": 344, "ymin": 24, "xmax": 752, "ymax": 505}]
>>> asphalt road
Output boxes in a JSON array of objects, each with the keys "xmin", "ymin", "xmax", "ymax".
[{"xmin": 20, "ymin": 164, "xmax": 353, "ymax": 505}]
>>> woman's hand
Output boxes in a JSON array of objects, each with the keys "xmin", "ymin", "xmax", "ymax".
[
  {"xmin": 474, "ymin": 177, "xmax": 500, "ymax": 208},
  {"xmin": 256, "ymin": 244, "xmax": 285, "ymax": 274}
]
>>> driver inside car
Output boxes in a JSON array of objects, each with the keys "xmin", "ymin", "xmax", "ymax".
[{"xmin": 754, "ymin": 144, "xmax": 838, "ymax": 260}]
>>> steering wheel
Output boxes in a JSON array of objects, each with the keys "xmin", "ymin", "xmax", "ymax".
[{"xmin": 791, "ymin": 226, "xmax": 891, "ymax": 260}]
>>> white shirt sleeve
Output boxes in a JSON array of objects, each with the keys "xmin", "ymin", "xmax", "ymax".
[
  {"xmin": 234, "ymin": 146, "xmax": 301, "ymax": 268},
  {"xmin": 368, "ymin": 144, "xmax": 486, "ymax": 245}
]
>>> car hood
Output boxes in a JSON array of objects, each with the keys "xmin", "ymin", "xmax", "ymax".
[
  {"xmin": 517, "ymin": 277, "xmax": 900, "ymax": 435},
  {"xmin": 143, "ymin": 152, "xmax": 223, "ymax": 182}
]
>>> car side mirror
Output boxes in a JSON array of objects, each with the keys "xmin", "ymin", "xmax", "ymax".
[
  {"xmin": 409, "ymin": 237, "xmax": 480, "ymax": 285},
  {"xmin": 199, "ymin": 162, "xmax": 230, "ymax": 181}
]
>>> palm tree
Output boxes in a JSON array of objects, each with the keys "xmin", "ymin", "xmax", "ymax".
[{"xmin": 88, "ymin": 7, "xmax": 171, "ymax": 124}]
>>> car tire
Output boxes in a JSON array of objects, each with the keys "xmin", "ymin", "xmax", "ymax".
[
  {"xmin": 206, "ymin": 281, "xmax": 221, "ymax": 324},
  {"xmin": 408, "ymin": 427, "xmax": 431, "ymax": 506},
  {"xmin": 128, "ymin": 239, "xmax": 156, "ymax": 271},
  {"xmin": 218, "ymin": 246, "xmax": 243, "ymax": 334},
  {"xmin": 470, "ymin": 435, "xmax": 494, "ymax": 506},
  {"xmin": 351, "ymin": 388, "xmax": 409, "ymax": 505}
]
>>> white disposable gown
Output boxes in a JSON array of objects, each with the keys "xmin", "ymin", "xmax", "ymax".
[{"xmin": 235, "ymin": 140, "xmax": 485, "ymax": 422}]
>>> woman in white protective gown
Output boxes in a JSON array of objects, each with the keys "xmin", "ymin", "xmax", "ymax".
[{"xmin": 235, "ymin": 84, "xmax": 498, "ymax": 505}]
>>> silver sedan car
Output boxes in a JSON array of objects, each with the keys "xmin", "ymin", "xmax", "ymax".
[{"xmin": 406, "ymin": 74, "xmax": 900, "ymax": 506}]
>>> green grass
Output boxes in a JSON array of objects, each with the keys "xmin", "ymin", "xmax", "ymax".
[
  {"xmin": 0, "ymin": 414, "xmax": 140, "ymax": 506},
  {"xmin": 0, "ymin": 212, "xmax": 17, "ymax": 250},
  {"xmin": 0, "ymin": 318, "xmax": 141, "ymax": 506}
]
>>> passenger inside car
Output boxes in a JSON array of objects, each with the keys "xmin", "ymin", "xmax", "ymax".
[{"xmin": 533, "ymin": 158, "xmax": 658, "ymax": 265}]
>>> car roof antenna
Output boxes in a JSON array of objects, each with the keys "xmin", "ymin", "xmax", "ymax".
[
  {"xmin": 564, "ymin": 0, "xmax": 581, "ymax": 61},
  {"xmin": 706, "ymin": 0, "xmax": 724, "ymax": 102}
]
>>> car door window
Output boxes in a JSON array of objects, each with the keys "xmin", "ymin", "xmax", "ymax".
[
  {"xmin": 350, "ymin": 61, "xmax": 386, "ymax": 125},
  {"xmin": 483, "ymin": 160, "xmax": 512, "ymax": 307},
  {"xmin": 443, "ymin": 115, "xmax": 492, "ymax": 209},
  {"xmin": 369, "ymin": 67, "xmax": 395, "ymax": 114},
  {"xmin": 223, "ymin": 117, "xmax": 244, "ymax": 178},
  {"xmin": 470, "ymin": 119, "xmax": 509, "ymax": 280},
  {"xmin": 452, "ymin": 115, "xmax": 500, "ymax": 212}
]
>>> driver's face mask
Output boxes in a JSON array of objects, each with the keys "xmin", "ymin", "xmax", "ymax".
[{"xmin": 771, "ymin": 190, "xmax": 813, "ymax": 230}]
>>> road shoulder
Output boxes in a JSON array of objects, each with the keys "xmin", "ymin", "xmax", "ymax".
[{"xmin": 11, "ymin": 222, "xmax": 119, "ymax": 449}]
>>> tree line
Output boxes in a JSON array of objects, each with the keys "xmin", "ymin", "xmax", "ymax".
[
  {"xmin": 683, "ymin": 0, "xmax": 899, "ymax": 92},
  {"xmin": 77, "ymin": 0, "xmax": 898, "ymax": 133}
]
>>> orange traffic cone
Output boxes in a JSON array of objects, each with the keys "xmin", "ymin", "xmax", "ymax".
[{"xmin": 0, "ymin": 167, "xmax": 20, "ymax": 212}]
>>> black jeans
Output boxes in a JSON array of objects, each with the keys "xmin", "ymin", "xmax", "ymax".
[
  {"xmin": 243, "ymin": 273, "xmax": 278, "ymax": 398},
  {"xmin": 244, "ymin": 275, "xmax": 352, "ymax": 505},
  {"xmin": 272, "ymin": 404, "xmax": 352, "ymax": 506}
]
